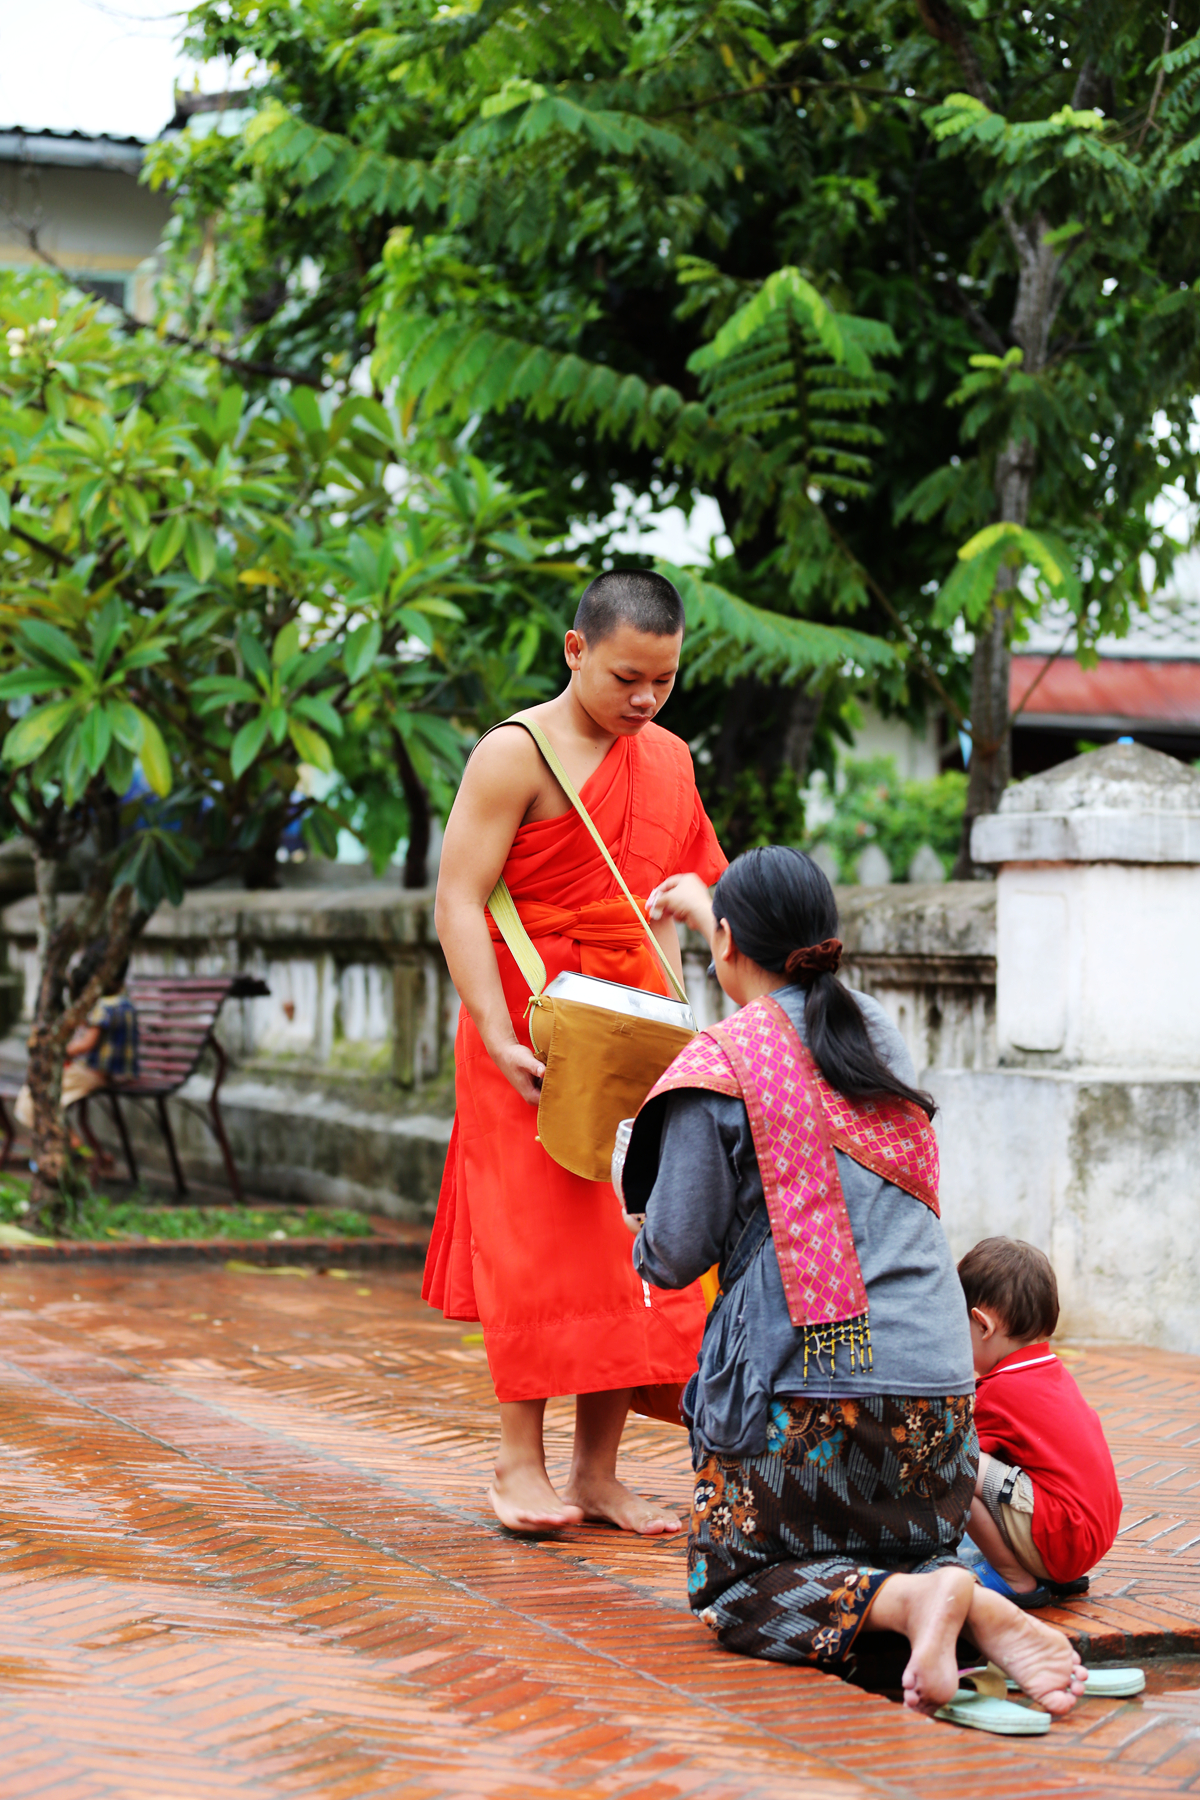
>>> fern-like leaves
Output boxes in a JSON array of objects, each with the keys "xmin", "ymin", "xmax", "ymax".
[
  {"xmin": 686, "ymin": 269, "xmax": 895, "ymax": 509},
  {"xmin": 244, "ymin": 80, "xmax": 723, "ymax": 244},
  {"xmin": 245, "ymin": 102, "xmax": 450, "ymax": 216},
  {"xmin": 660, "ymin": 564, "xmax": 898, "ymax": 684},
  {"xmin": 376, "ymin": 261, "xmax": 895, "ymax": 506},
  {"xmin": 374, "ymin": 254, "xmax": 898, "ymax": 639}
]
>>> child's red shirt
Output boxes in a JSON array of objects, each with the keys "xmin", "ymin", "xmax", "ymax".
[{"xmin": 974, "ymin": 1343, "xmax": 1122, "ymax": 1583}]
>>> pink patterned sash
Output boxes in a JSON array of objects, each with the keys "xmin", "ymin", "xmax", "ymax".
[{"xmin": 641, "ymin": 995, "xmax": 940, "ymax": 1380}]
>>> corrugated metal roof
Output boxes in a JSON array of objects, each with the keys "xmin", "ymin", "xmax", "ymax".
[
  {"xmin": 0, "ymin": 127, "xmax": 145, "ymax": 173},
  {"xmin": 1010, "ymin": 656, "xmax": 1200, "ymax": 731},
  {"xmin": 1020, "ymin": 565, "xmax": 1200, "ymax": 661}
]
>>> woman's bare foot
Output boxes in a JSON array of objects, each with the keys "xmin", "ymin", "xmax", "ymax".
[
  {"xmin": 562, "ymin": 1471, "xmax": 681, "ymax": 1535},
  {"xmin": 489, "ymin": 1461, "xmax": 584, "ymax": 1534},
  {"xmin": 865, "ymin": 1566, "xmax": 976, "ymax": 1714},
  {"xmin": 901, "ymin": 1567, "xmax": 977, "ymax": 1714},
  {"xmin": 967, "ymin": 1585, "xmax": 1086, "ymax": 1714}
]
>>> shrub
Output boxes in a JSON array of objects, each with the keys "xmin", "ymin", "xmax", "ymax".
[{"xmin": 806, "ymin": 756, "xmax": 967, "ymax": 882}]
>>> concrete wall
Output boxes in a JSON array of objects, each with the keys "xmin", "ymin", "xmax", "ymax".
[
  {"xmin": 994, "ymin": 861, "xmax": 1200, "ymax": 1071},
  {"xmin": 0, "ymin": 880, "xmax": 997, "ymax": 1223},
  {"xmin": 4, "ymin": 806, "xmax": 1196, "ymax": 1356},
  {"xmin": 0, "ymin": 884, "xmax": 460, "ymax": 1220},
  {"xmin": 951, "ymin": 744, "xmax": 1200, "ymax": 1351},
  {"xmin": 837, "ymin": 884, "xmax": 996, "ymax": 1073},
  {"xmin": 934, "ymin": 1068, "xmax": 1200, "ymax": 1354}
]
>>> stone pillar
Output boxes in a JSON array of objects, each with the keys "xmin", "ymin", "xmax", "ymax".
[{"xmin": 935, "ymin": 742, "xmax": 1200, "ymax": 1351}]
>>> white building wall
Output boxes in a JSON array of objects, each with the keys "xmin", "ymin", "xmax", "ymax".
[
  {"xmin": 847, "ymin": 703, "xmax": 942, "ymax": 781},
  {"xmin": 0, "ymin": 157, "xmax": 171, "ymax": 317}
]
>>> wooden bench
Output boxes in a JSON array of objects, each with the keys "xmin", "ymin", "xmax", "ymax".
[{"xmin": 0, "ymin": 973, "xmax": 270, "ymax": 1202}]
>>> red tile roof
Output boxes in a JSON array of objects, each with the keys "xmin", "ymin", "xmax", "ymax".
[{"xmin": 1010, "ymin": 655, "xmax": 1200, "ymax": 730}]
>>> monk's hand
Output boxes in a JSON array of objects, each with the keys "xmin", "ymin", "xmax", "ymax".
[
  {"xmin": 647, "ymin": 873, "xmax": 715, "ymax": 939},
  {"xmin": 490, "ymin": 1040, "xmax": 545, "ymax": 1106}
]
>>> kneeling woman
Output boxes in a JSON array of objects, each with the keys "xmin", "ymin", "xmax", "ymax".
[{"xmin": 622, "ymin": 848, "xmax": 1083, "ymax": 1718}]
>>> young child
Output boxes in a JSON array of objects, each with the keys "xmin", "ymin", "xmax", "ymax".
[{"xmin": 960, "ymin": 1236, "xmax": 1122, "ymax": 1606}]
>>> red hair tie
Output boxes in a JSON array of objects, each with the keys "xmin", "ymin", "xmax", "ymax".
[{"xmin": 784, "ymin": 937, "xmax": 843, "ymax": 980}]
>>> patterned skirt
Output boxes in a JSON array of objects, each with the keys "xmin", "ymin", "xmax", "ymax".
[{"xmin": 688, "ymin": 1393, "xmax": 977, "ymax": 1670}]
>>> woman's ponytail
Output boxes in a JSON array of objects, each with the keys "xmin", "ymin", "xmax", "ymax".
[
  {"xmin": 711, "ymin": 846, "xmax": 936, "ymax": 1120},
  {"xmin": 803, "ymin": 968, "xmax": 935, "ymax": 1118}
]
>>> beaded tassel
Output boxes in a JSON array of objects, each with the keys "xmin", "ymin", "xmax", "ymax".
[{"xmin": 801, "ymin": 1313, "xmax": 873, "ymax": 1383}]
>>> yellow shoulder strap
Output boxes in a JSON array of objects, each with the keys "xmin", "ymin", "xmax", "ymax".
[
  {"xmin": 483, "ymin": 712, "xmax": 689, "ymax": 1005},
  {"xmin": 486, "ymin": 875, "xmax": 548, "ymax": 997}
]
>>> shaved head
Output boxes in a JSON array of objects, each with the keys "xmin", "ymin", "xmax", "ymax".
[{"xmin": 573, "ymin": 569, "xmax": 685, "ymax": 645}]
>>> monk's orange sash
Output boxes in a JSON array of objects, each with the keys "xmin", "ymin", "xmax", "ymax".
[
  {"xmin": 486, "ymin": 895, "xmax": 653, "ymax": 952},
  {"xmin": 486, "ymin": 894, "xmax": 671, "ymax": 997}
]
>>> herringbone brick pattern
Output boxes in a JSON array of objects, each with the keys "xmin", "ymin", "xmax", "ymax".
[{"xmin": 0, "ymin": 1263, "xmax": 1197, "ymax": 1799}]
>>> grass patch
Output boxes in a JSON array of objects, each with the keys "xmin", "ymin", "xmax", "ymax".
[{"xmin": 0, "ymin": 1174, "xmax": 374, "ymax": 1242}]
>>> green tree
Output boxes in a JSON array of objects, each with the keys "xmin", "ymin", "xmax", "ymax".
[
  {"xmin": 805, "ymin": 755, "xmax": 968, "ymax": 882},
  {"xmin": 152, "ymin": 0, "xmax": 1200, "ymax": 860},
  {"xmin": 0, "ymin": 274, "xmax": 571, "ymax": 1225},
  {"xmin": 145, "ymin": 1, "xmax": 931, "ymax": 836}
]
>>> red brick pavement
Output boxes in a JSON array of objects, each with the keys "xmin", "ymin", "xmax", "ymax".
[{"xmin": 0, "ymin": 1262, "xmax": 1197, "ymax": 1800}]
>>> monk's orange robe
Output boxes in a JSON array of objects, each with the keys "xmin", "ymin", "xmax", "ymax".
[{"xmin": 423, "ymin": 722, "xmax": 727, "ymax": 1402}]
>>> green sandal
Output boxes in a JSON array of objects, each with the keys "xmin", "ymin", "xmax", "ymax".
[
  {"xmin": 1004, "ymin": 1667, "xmax": 1145, "ymax": 1700},
  {"xmin": 936, "ymin": 1665, "xmax": 1051, "ymax": 1736}
]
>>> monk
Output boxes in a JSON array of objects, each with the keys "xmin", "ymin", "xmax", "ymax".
[{"xmin": 425, "ymin": 569, "xmax": 727, "ymax": 1535}]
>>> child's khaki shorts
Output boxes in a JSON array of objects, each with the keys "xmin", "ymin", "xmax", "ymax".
[{"xmin": 980, "ymin": 1455, "xmax": 1051, "ymax": 1582}]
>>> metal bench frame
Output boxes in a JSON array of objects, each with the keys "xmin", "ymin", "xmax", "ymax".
[{"xmin": 0, "ymin": 973, "xmax": 269, "ymax": 1202}]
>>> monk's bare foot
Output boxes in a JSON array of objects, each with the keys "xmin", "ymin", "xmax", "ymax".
[
  {"xmin": 489, "ymin": 1462, "xmax": 584, "ymax": 1534},
  {"xmin": 967, "ymin": 1586, "xmax": 1086, "ymax": 1715},
  {"xmin": 562, "ymin": 1472, "xmax": 681, "ymax": 1535}
]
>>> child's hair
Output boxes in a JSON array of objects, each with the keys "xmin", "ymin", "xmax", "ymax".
[
  {"xmin": 68, "ymin": 938, "xmax": 130, "ymax": 1005},
  {"xmin": 711, "ymin": 845, "xmax": 936, "ymax": 1119},
  {"xmin": 957, "ymin": 1237, "xmax": 1060, "ymax": 1341}
]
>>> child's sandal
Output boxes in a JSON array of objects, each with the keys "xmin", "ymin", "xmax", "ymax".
[{"xmin": 973, "ymin": 1560, "xmax": 1054, "ymax": 1609}]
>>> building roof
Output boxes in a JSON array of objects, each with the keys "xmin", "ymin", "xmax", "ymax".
[
  {"xmin": 1020, "ymin": 555, "xmax": 1200, "ymax": 662},
  {"xmin": 1010, "ymin": 655, "xmax": 1200, "ymax": 733},
  {"xmin": 1011, "ymin": 551, "xmax": 1200, "ymax": 733},
  {"xmin": 0, "ymin": 127, "xmax": 146, "ymax": 174}
]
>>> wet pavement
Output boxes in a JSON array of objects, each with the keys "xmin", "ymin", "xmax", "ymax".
[{"xmin": 1, "ymin": 1260, "xmax": 1199, "ymax": 1799}]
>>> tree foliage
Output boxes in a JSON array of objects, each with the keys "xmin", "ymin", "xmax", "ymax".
[
  {"xmin": 0, "ymin": 272, "xmax": 573, "ymax": 1221},
  {"xmin": 152, "ymin": 0, "xmax": 1200, "ymax": 855},
  {"xmin": 805, "ymin": 756, "xmax": 968, "ymax": 884}
]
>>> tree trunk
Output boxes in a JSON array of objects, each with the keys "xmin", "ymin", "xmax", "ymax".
[
  {"xmin": 393, "ymin": 729, "xmax": 431, "ymax": 889},
  {"xmin": 914, "ymin": 3, "xmax": 1086, "ymax": 875},
  {"xmin": 953, "ymin": 210, "xmax": 1061, "ymax": 877},
  {"xmin": 709, "ymin": 677, "xmax": 760, "ymax": 797},
  {"xmin": 241, "ymin": 806, "xmax": 286, "ymax": 888},
  {"xmin": 782, "ymin": 685, "xmax": 821, "ymax": 785},
  {"xmin": 33, "ymin": 845, "xmax": 58, "ymax": 974},
  {"xmin": 954, "ymin": 584, "xmax": 1012, "ymax": 875},
  {"xmin": 26, "ymin": 850, "xmax": 72, "ymax": 1226},
  {"xmin": 25, "ymin": 873, "xmax": 137, "ymax": 1233},
  {"xmin": 698, "ymin": 676, "xmax": 815, "ymax": 855}
]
